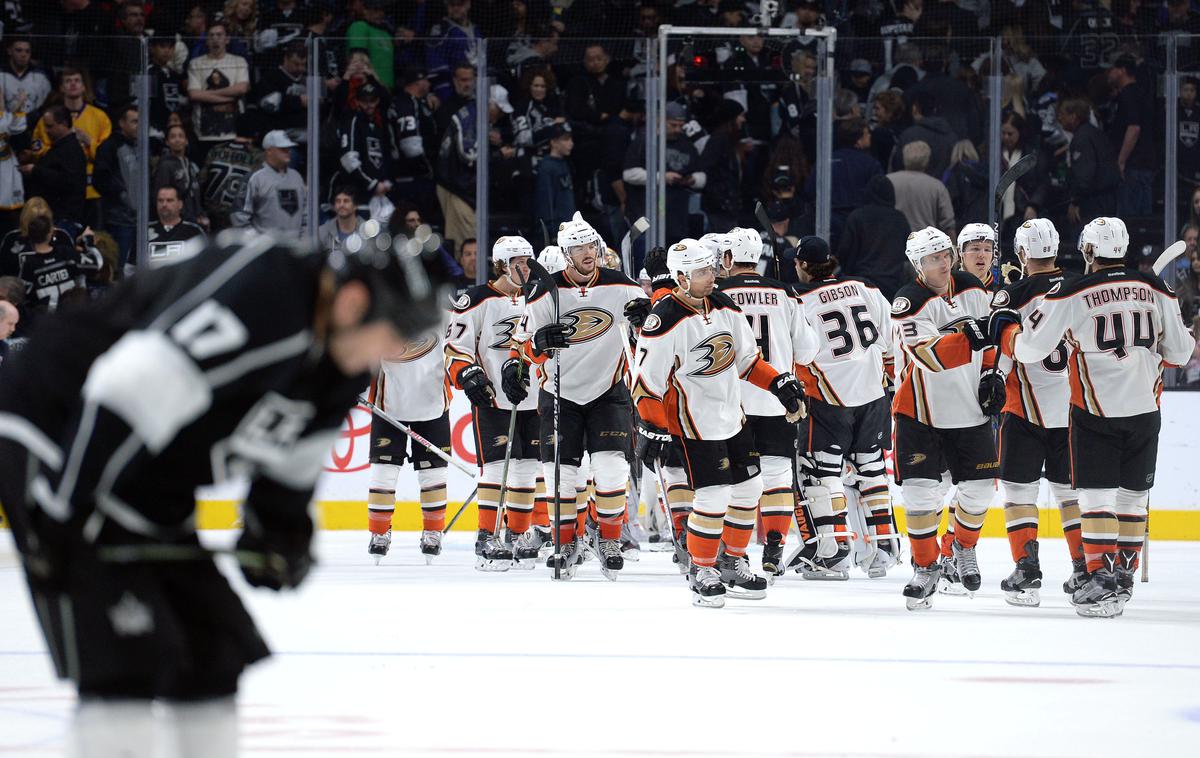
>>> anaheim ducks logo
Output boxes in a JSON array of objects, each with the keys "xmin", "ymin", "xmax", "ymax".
[
  {"xmin": 561, "ymin": 307, "xmax": 614, "ymax": 344},
  {"xmin": 396, "ymin": 335, "xmax": 437, "ymax": 362},
  {"xmin": 488, "ymin": 316, "xmax": 522, "ymax": 350},
  {"xmin": 688, "ymin": 332, "xmax": 737, "ymax": 377}
]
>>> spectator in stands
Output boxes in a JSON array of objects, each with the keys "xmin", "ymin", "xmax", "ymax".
[
  {"xmin": 348, "ymin": 0, "xmax": 396, "ymax": 89},
  {"xmin": 1162, "ymin": 0, "xmax": 1200, "ymax": 35},
  {"xmin": 330, "ymin": 81, "xmax": 394, "ymax": 204},
  {"xmin": 154, "ymin": 123, "xmax": 204, "ymax": 227},
  {"xmin": 870, "ymin": 90, "xmax": 905, "ymax": 170},
  {"xmin": 699, "ymin": 99, "xmax": 748, "ymax": 233},
  {"xmin": 146, "ymin": 185, "xmax": 205, "ymax": 269},
  {"xmin": 534, "ymin": 123, "xmax": 576, "ymax": 231},
  {"xmin": 389, "ymin": 66, "xmax": 440, "ymax": 223},
  {"xmin": 0, "ymin": 91, "xmax": 28, "ymax": 234},
  {"xmin": 21, "ymin": 104, "xmax": 87, "ymax": 225},
  {"xmin": 187, "ymin": 18, "xmax": 251, "ymax": 157},
  {"xmin": 506, "ymin": 21, "xmax": 559, "ymax": 88},
  {"xmin": 255, "ymin": 41, "xmax": 308, "ymax": 148},
  {"xmin": 513, "ymin": 66, "xmax": 563, "ymax": 158},
  {"xmin": 223, "ymin": 0, "xmax": 260, "ymax": 57},
  {"xmin": 107, "ymin": 2, "xmax": 148, "ymax": 107},
  {"xmin": 147, "ymin": 34, "xmax": 187, "ymax": 145},
  {"xmin": 837, "ymin": 174, "xmax": 912, "ymax": 300},
  {"xmin": 1107, "ymin": 55, "xmax": 1156, "ymax": 217},
  {"xmin": 906, "ymin": 45, "xmax": 982, "ymax": 144},
  {"xmin": 15, "ymin": 213, "xmax": 83, "ymax": 314},
  {"xmin": 1057, "ymin": 97, "xmax": 1120, "ymax": 228},
  {"xmin": 34, "ymin": 0, "xmax": 107, "ymax": 72},
  {"xmin": 567, "ymin": 43, "xmax": 625, "ymax": 132},
  {"xmin": 623, "ymin": 101, "xmax": 705, "ymax": 244},
  {"xmin": 436, "ymin": 84, "xmax": 478, "ymax": 248},
  {"xmin": 887, "ymin": 141, "xmax": 955, "ymax": 237},
  {"xmin": 435, "ymin": 62, "xmax": 476, "ymax": 136},
  {"xmin": 813, "ymin": 116, "xmax": 882, "ymax": 224},
  {"xmin": 453, "ymin": 237, "xmax": 478, "ymax": 293},
  {"xmin": 599, "ymin": 98, "xmax": 643, "ymax": 241},
  {"xmin": 945, "ymin": 139, "xmax": 989, "ymax": 228},
  {"xmin": 28, "ymin": 67, "xmax": 109, "ymax": 221},
  {"xmin": 843, "ymin": 59, "xmax": 875, "ymax": 111},
  {"xmin": 318, "ymin": 186, "xmax": 365, "ymax": 252},
  {"xmin": 257, "ymin": 0, "xmax": 307, "ymax": 74},
  {"xmin": 1179, "ymin": 232, "xmax": 1200, "ymax": 322},
  {"xmin": 428, "ymin": 0, "xmax": 483, "ymax": 98},
  {"xmin": 1178, "ymin": 78, "xmax": 1200, "ymax": 216},
  {"xmin": 891, "ymin": 91, "xmax": 957, "ymax": 180},
  {"xmin": 1, "ymin": 37, "xmax": 51, "ymax": 119},
  {"xmin": 233, "ymin": 130, "xmax": 306, "ymax": 237},
  {"xmin": 0, "ymin": 299, "xmax": 17, "ymax": 359},
  {"xmin": 332, "ymin": 48, "xmax": 386, "ymax": 121},
  {"xmin": 93, "ymin": 104, "xmax": 140, "ymax": 271},
  {"xmin": 200, "ymin": 116, "xmax": 261, "ymax": 231}
]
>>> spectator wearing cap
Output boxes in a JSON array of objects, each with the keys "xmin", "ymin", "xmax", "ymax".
[
  {"xmin": 699, "ymin": 98, "xmax": 747, "ymax": 234},
  {"xmin": 330, "ymin": 81, "xmax": 394, "ymax": 205},
  {"xmin": 1, "ymin": 38, "xmax": 51, "ymax": 123},
  {"xmin": 427, "ymin": 0, "xmax": 483, "ymax": 99},
  {"xmin": 389, "ymin": 66, "xmax": 440, "ymax": 220},
  {"xmin": 21, "ymin": 104, "xmax": 87, "ymax": 226},
  {"xmin": 318, "ymin": 186, "xmax": 365, "ymax": 253},
  {"xmin": 837, "ymin": 175, "xmax": 912, "ymax": 300},
  {"xmin": 485, "ymin": 83, "xmax": 523, "ymax": 204},
  {"xmin": 890, "ymin": 90, "xmax": 958, "ymax": 180},
  {"xmin": 233, "ymin": 130, "xmax": 306, "ymax": 237},
  {"xmin": 93, "ymin": 104, "xmax": 141, "ymax": 271},
  {"xmin": 146, "ymin": 185, "xmax": 206, "ymax": 270},
  {"xmin": 333, "ymin": 48, "xmax": 387, "ymax": 121},
  {"xmin": 1106, "ymin": 55, "xmax": 1156, "ymax": 217},
  {"xmin": 534, "ymin": 123, "xmax": 575, "ymax": 231},
  {"xmin": 187, "ymin": 18, "xmax": 251, "ymax": 155},
  {"xmin": 348, "ymin": 0, "xmax": 396, "ymax": 89},
  {"xmin": 435, "ymin": 84, "xmax": 479, "ymax": 248},
  {"xmin": 147, "ymin": 35, "xmax": 187, "ymax": 145},
  {"xmin": 254, "ymin": 41, "xmax": 309, "ymax": 147},
  {"xmin": 623, "ymin": 101, "xmax": 705, "ymax": 243},
  {"xmin": 26, "ymin": 66, "xmax": 110, "ymax": 218},
  {"xmin": 761, "ymin": 200, "xmax": 803, "ymax": 281},
  {"xmin": 887, "ymin": 141, "xmax": 955, "ymax": 237}
]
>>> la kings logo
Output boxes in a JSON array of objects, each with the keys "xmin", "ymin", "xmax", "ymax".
[
  {"xmin": 210, "ymin": 392, "xmax": 316, "ymax": 483},
  {"xmin": 278, "ymin": 189, "xmax": 300, "ymax": 216}
]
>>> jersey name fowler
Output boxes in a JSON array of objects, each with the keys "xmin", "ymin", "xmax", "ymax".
[
  {"xmin": 445, "ymin": 283, "xmax": 538, "ymax": 412},
  {"xmin": 633, "ymin": 290, "xmax": 784, "ymax": 441},
  {"xmin": 891, "ymin": 270, "xmax": 994, "ymax": 429},
  {"xmin": 716, "ymin": 273, "xmax": 818, "ymax": 417},
  {"xmin": 993, "ymin": 269, "xmax": 1076, "ymax": 428}
]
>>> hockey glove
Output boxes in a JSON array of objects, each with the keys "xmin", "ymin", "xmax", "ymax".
[
  {"xmin": 501, "ymin": 357, "xmax": 529, "ymax": 405},
  {"xmin": 977, "ymin": 368, "xmax": 1007, "ymax": 416},
  {"xmin": 624, "ymin": 298, "xmax": 653, "ymax": 329},
  {"xmin": 769, "ymin": 372, "xmax": 808, "ymax": 421},
  {"xmin": 988, "ymin": 307, "xmax": 1022, "ymax": 345},
  {"xmin": 962, "ymin": 318, "xmax": 991, "ymax": 351},
  {"xmin": 236, "ymin": 510, "xmax": 314, "ymax": 591},
  {"xmin": 458, "ymin": 364, "xmax": 496, "ymax": 407},
  {"xmin": 636, "ymin": 422, "xmax": 671, "ymax": 465},
  {"xmin": 532, "ymin": 322, "xmax": 571, "ymax": 355}
]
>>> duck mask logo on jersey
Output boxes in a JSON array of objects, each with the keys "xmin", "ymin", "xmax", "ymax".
[
  {"xmin": 488, "ymin": 316, "xmax": 522, "ymax": 350},
  {"xmin": 397, "ymin": 335, "xmax": 438, "ymax": 361},
  {"xmin": 561, "ymin": 307, "xmax": 614, "ymax": 344},
  {"xmin": 688, "ymin": 332, "xmax": 737, "ymax": 377}
]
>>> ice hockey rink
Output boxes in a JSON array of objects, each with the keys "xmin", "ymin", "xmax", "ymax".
[{"xmin": 3, "ymin": 531, "xmax": 1200, "ymax": 758}]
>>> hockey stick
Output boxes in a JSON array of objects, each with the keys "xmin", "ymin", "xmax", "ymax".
[
  {"xmin": 493, "ymin": 267, "xmax": 538, "ymax": 543},
  {"xmin": 1142, "ymin": 505, "xmax": 1150, "ymax": 583},
  {"xmin": 992, "ymin": 153, "xmax": 1037, "ymax": 233},
  {"xmin": 356, "ymin": 397, "xmax": 475, "ymax": 478},
  {"xmin": 754, "ymin": 201, "xmax": 782, "ymax": 280},
  {"xmin": 630, "ymin": 216, "xmax": 650, "ymax": 243},
  {"xmin": 525, "ymin": 256, "xmax": 563, "ymax": 579},
  {"xmin": 1152, "ymin": 240, "xmax": 1186, "ymax": 277},
  {"xmin": 443, "ymin": 485, "xmax": 479, "ymax": 532}
]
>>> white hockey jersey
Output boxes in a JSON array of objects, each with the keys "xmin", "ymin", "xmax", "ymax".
[
  {"xmin": 1009, "ymin": 267, "xmax": 1194, "ymax": 419},
  {"xmin": 521, "ymin": 267, "xmax": 643, "ymax": 406},
  {"xmin": 793, "ymin": 276, "xmax": 893, "ymax": 408},
  {"xmin": 371, "ymin": 330, "xmax": 449, "ymax": 423},
  {"xmin": 445, "ymin": 282, "xmax": 538, "ymax": 412},
  {"xmin": 715, "ymin": 273, "xmax": 819, "ymax": 416},
  {"xmin": 891, "ymin": 271, "xmax": 993, "ymax": 429},
  {"xmin": 633, "ymin": 290, "xmax": 783, "ymax": 441},
  {"xmin": 993, "ymin": 268, "xmax": 1077, "ymax": 428}
]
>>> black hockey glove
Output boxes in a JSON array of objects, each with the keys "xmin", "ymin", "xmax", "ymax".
[
  {"xmin": 978, "ymin": 368, "xmax": 1007, "ymax": 416},
  {"xmin": 458, "ymin": 364, "xmax": 496, "ymax": 407},
  {"xmin": 624, "ymin": 298, "xmax": 653, "ymax": 329},
  {"xmin": 769, "ymin": 372, "xmax": 808, "ymax": 421},
  {"xmin": 636, "ymin": 422, "xmax": 671, "ymax": 466},
  {"xmin": 532, "ymin": 322, "xmax": 571, "ymax": 355},
  {"xmin": 988, "ymin": 307, "xmax": 1022, "ymax": 345},
  {"xmin": 236, "ymin": 510, "xmax": 314, "ymax": 591},
  {"xmin": 962, "ymin": 318, "xmax": 991, "ymax": 351},
  {"xmin": 501, "ymin": 357, "xmax": 529, "ymax": 405},
  {"xmin": 643, "ymin": 245, "xmax": 669, "ymax": 278}
]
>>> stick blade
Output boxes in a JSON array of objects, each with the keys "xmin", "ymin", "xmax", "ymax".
[
  {"xmin": 1152, "ymin": 240, "xmax": 1186, "ymax": 277},
  {"xmin": 753, "ymin": 201, "xmax": 771, "ymax": 231}
]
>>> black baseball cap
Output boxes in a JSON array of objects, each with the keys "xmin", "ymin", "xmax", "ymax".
[
  {"xmin": 401, "ymin": 66, "xmax": 429, "ymax": 85},
  {"xmin": 358, "ymin": 81, "xmax": 382, "ymax": 100},
  {"xmin": 795, "ymin": 236, "xmax": 830, "ymax": 263}
]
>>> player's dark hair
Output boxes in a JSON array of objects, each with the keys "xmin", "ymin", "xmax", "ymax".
[{"xmin": 800, "ymin": 255, "xmax": 838, "ymax": 280}]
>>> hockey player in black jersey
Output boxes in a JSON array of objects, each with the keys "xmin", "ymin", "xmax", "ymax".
[{"xmin": 0, "ymin": 228, "xmax": 450, "ymax": 757}]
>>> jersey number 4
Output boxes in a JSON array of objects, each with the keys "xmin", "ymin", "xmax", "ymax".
[
  {"xmin": 1093, "ymin": 310, "xmax": 1155, "ymax": 360},
  {"xmin": 819, "ymin": 305, "xmax": 879, "ymax": 357}
]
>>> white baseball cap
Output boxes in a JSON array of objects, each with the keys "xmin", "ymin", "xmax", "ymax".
[{"xmin": 263, "ymin": 130, "xmax": 298, "ymax": 149}]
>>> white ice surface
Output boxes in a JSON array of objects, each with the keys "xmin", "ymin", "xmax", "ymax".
[{"xmin": 2, "ymin": 531, "xmax": 1200, "ymax": 757}]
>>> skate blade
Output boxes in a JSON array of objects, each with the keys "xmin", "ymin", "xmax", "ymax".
[
  {"xmin": 724, "ymin": 587, "xmax": 767, "ymax": 600},
  {"xmin": 371, "ymin": 554, "xmax": 383, "ymax": 566},
  {"xmin": 936, "ymin": 578, "xmax": 970, "ymax": 596},
  {"xmin": 905, "ymin": 596, "xmax": 934, "ymax": 611},
  {"xmin": 475, "ymin": 557, "xmax": 513, "ymax": 572},
  {"xmin": 1004, "ymin": 589, "xmax": 1040, "ymax": 607},
  {"xmin": 692, "ymin": 593, "xmax": 726, "ymax": 609},
  {"xmin": 423, "ymin": 554, "xmax": 435, "ymax": 566},
  {"xmin": 866, "ymin": 566, "xmax": 887, "ymax": 579},
  {"xmin": 511, "ymin": 557, "xmax": 538, "ymax": 570},
  {"xmin": 600, "ymin": 567, "xmax": 620, "ymax": 581},
  {"xmin": 801, "ymin": 568, "xmax": 849, "ymax": 581},
  {"xmin": 645, "ymin": 542, "xmax": 674, "ymax": 552},
  {"xmin": 1075, "ymin": 599, "xmax": 1121, "ymax": 618},
  {"xmin": 621, "ymin": 548, "xmax": 641, "ymax": 562}
]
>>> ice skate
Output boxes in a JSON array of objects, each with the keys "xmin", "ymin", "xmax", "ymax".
[
  {"xmin": 546, "ymin": 537, "xmax": 584, "ymax": 580},
  {"xmin": 589, "ymin": 527, "xmax": 624, "ymax": 581},
  {"xmin": 1063, "ymin": 557, "xmax": 1088, "ymax": 597},
  {"xmin": 717, "ymin": 551, "xmax": 767, "ymax": 599},
  {"xmin": 689, "ymin": 564, "xmax": 726, "ymax": 608},
  {"xmin": 951, "ymin": 540, "xmax": 981, "ymax": 593},
  {"xmin": 801, "ymin": 539, "xmax": 850, "ymax": 581},
  {"xmin": 367, "ymin": 529, "xmax": 391, "ymax": 565},
  {"xmin": 474, "ymin": 529, "xmax": 513, "ymax": 572},
  {"xmin": 865, "ymin": 537, "xmax": 900, "ymax": 578},
  {"xmin": 903, "ymin": 562, "xmax": 943, "ymax": 611},
  {"xmin": 1000, "ymin": 541, "xmax": 1042, "ymax": 607},
  {"xmin": 419, "ymin": 530, "xmax": 442, "ymax": 565},
  {"xmin": 1114, "ymin": 566, "xmax": 1135, "ymax": 615},
  {"xmin": 1072, "ymin": 569, "xmax": 1121, "ymax": 618},
  {"xmin": 620, "ymin": 521, "xmax": 641, "ymax": 562},
  {"xmin": 936, "ymin": 553, "xmax": 969, "ymax": 596},
  {"xmin": 761, "ymin": 530, "xmax": 785, "ymax": 580},
  {"xmin": 511, "ymin": 530, "xmax": 541, "ymax": 570},
  {"xmin": 532, "ymin": 526, "xmax": 554, "ymax": 558}
]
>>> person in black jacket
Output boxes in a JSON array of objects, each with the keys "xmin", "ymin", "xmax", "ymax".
[
  {"xmin": 389, "ymin": 66, "xmax": 440, "ymax": 224},
  {"xmin": 836, "ymin": 174, "xmax": 912, "ymax": 300},
  {"xmin": 93, "ymin": 104, "xmax": 141, "ymax": 271},
  {"xmin": 891, "ymin": 91, "xmax": 958, "ymax": 180},
  {"xmin": 20, "ymin": 104, "xmax": 86, "ymax": 226},
  {"xmin": 328, "ymin": 81, "xmax": 394, "ymax": 206},
  {"xmin": 254, "ymin": 41, "xmax": 308, "ymax": 150},
  {"xmin": 1057, "ymin": 97, "xmax": 1119, "ymax": 229}
]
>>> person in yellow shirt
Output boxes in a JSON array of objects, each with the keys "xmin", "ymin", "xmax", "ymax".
[{"xmin": 27, "ymin": 67, "xmax": 111, "ymax": 211}]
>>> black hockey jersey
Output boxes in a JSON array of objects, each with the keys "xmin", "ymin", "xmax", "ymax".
[
  {"xmin": 146, "ymin": 220, "xmax": 207, "ymax": 268},
  {"xmin": 201, "ymin": 140, "xmax": 263, "ymax": 228}
]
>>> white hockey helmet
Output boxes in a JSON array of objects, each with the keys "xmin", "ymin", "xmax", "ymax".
[
  {"xmin": 537, "ymin": 245, "xmax": 566, "ymax": 274},
  {"xmin": 556, "ymin": 211, "xmax": 603, "ymax": 255},
  {"xmin": 699, "ymin": 231, "xmax": 734, "ymax": 270},
  {"xmin": 1078, "ymin": 217, "xmax": 1129, "ymax": 259},
  {"xmin": 1014, "ymin": 218, "xmax": 1060, "ymax": 260},
  {"xmin": 727, "ymin": 227, "xmax": 764, "ymax": 265},
  {"xmin": 905, "ymin": 226, "xmax": 955, "ymax": 271},
  {"xmin": 667, "ymin": 238, "xmax": 716, "ymax": 281},
  {"xmin": 492, "ymin": 235, "xmax": 533, "ymax": 266},
  {"xmin": 956, "ymin": 222, "xmax": 996, "ymax": 253}
]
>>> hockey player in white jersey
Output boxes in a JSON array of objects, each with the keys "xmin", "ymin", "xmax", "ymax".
[
  {"xmin": 517, "ymin": 213, "xmax": 651, "ymax": 578},
  {"xmin": 995, "ymin": 217, "xmax": 1194, "ymax": 617},
  {"xmin": 957, "ymin": 223, "xmax": 1001, "ymax": 291},
  {"xmin": 633, "ymin": 239, "xmax": 806, "ymax": 607},
  {"xmin": 538, "ymin": 244, "xmax": 566, "ymax": 274},
  {"xmin": 990, "ymin": 219, "xmax": 1085, "ymax": 606},
  {"xmin": 890, "ymin": 227, "xmax": 1001, "ymax": 610},
  {"xmin": 790, "ymin": 236, "xmax": 898, "ymax": 579},
  {"xmin": 445, "ymin": 236, "xmax": 543, "ymax": 571},
  {"xmin": 365, "ymin": 334, "xmax": 451, "ymax": 564},
  {"xmin": 714, "ymin": 227, "xmax": 819, "ymax": 577}
]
